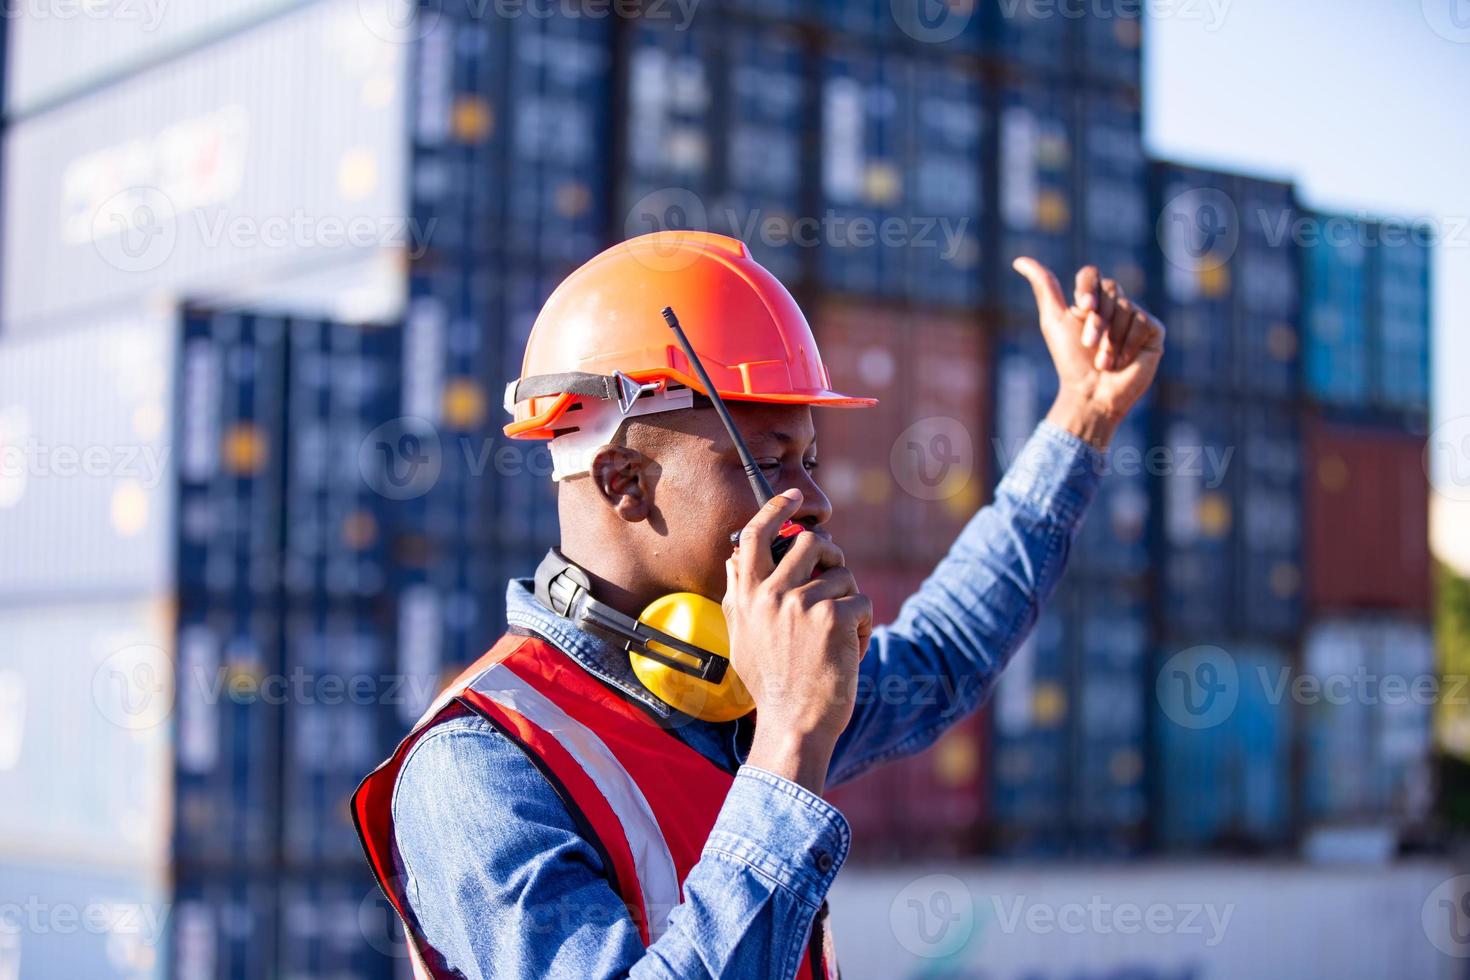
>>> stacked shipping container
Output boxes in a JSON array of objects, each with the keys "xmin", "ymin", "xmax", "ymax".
[
  {"xmin": 1147, "ymin": 164, "xmax": 1304, "ymax": 851},
  {"xmin": 984, "ymin": 9, "xmax": 1151, "ymax": 858},
  {"xmin": 1146, "ymin": 163, "xmax": 1311, "ymax": 852},
  {"xmin": 1146, "ymin": 171, "xmax": 1434, "ymax": 852},
  {"xmin": 0, "ymin": 2, "xmax": 1441, "ymax": 976}
]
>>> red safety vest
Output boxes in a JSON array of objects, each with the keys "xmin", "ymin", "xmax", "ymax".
[{"xmin": 354, "ymin": 632, "xmax": 839, "ymax": 979}]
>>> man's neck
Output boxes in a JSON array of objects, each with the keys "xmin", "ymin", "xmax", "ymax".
[{"xmin": 557, "ymin": 541, "xmax": 666, "ymax": 618}]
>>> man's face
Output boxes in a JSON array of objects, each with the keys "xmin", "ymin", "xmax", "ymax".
[{"xmin": 621, "ymin": 402, "xmax": 834, "ymax": 601}]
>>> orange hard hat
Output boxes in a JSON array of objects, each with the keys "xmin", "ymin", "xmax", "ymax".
[{"xmin": 503, "ymin": 231, "xmax": 876, "ymax": 442}]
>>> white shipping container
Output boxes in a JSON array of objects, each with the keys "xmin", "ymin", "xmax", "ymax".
[
  {"xmin": 2, "ymin": 0, "xmax": 408, "ymax": 333},
  {"xmin": 0, "ymin": 598, "xmax": 174, "ymax": 869},
  {"xmin": 830, "ymin": 863, "xmax": 1460, "ymax": 979},
  {"xmin": 4, "ymin": 0, "xmax": 305, "ymax": 115},
  {"xmin": 0, "ymin": 315, "xmax": 177, "ymax": 600},
  {"xmin": 1303, "ymin": 618, "xmax": 1436, "ymax": 825}
]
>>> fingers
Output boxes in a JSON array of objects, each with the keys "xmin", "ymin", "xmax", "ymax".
[
  {"xmin": 735, "ymin": 489, "xmax": 803, "ymax": 581},
  {"xmin": 767, "ymin": 531, "xmax": 845, "ymax": 592},
  {"xmin": 1012, "ymin": 256, "xmax": 1066, "ymax": 322},
  {"xmin": 1117, "ymin": 306, "xmax": 1165, "ymax": 368},
  {"xmin": 1093, "ymin": 278, "xmax": 1124, "ymax": 370},
  {"xmin": 794, "ymin": 565, "xmax": 859, "ymax": 604},
  {"xmin": 1073, "ymin": 266, "xmax": 1100, "ymax": 316},
  {"xmin": 832, "ymin": 594, "xmax": 874, "ymax": 646},
  {"xmin": 1096, "ymin": 276, "xmax": 1118, "ymax": 325}
]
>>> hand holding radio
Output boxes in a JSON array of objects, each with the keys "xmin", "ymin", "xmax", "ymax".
[{"xmin": 724, "ymin": 489, "xmax": 873, "ymax": 795}]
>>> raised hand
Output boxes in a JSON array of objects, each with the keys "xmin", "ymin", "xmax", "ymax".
[{"xmin": 1013, "ymin": 257, "xmax": 1166, "ymax": 448}]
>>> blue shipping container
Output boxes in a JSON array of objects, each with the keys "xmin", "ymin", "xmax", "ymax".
[
  {"xmin": 391, "ymin": 545, "xmax": 515, "ymax": 734},
  {"xmin": 999, "ymin": 82, "xmax": 1076, "ymax": 316},
  {"xmin": 824, "ymin": 0, "xmax": 985, "ymax": 49},
  {"xmin": 410, "ymin": 13, "xmax": 503, "ymax": 258},
  {"xmin": 990, "ymin": 580, "xmax": 1072, "ymax": 854},
  {"xmin": 495, "ymin": 264, "xmax": 566, "ymax": 551},
  {"xmin": 1156, "ymin": 392, "xmax": 1236, "ymax": 634},
  {"xmin": 1078, "ymin": 90, "xmax": 1148, "ymax": 302},
  {"xmin": 395, "ymin": 261, "xmax": 505, "ymax": 545},
  {"xmin": 278, "ymin": 870, "xmax": 397, "ymax": 980},
  {"xmin": 1374, "ymin": 222, "xmax": 1432, "ymax": 412},
  {"xmin": 908, "ymin": 58, "xmax": 986, "ymax": 307},
  {"xmin": 1150, "ymin": 164, "xmax": 1236, "ymax": 388},
  {"xmin": 1303, "ymin": 212, "xmax": 1372, "ymax": 406},
  {"xmin": 284, "ymin": 318, "xmax": 402, "ymax": 603},
  {"xmin": 503, "ymin": 10, "xmax": 611, "ymax": 265},
  {"xmin": 625, "ymin": 21, "xmax": 716, "ymax": 198},
  {"xmin": 991, "ymin": 577, "xmax": 1150, "ymax": 856},
  {"xmin": 1235, "ymin": 405, "xmax": 1302, "ymax": 638},
  {"xmin": 172, "ymin": 873, "xmax": 276, "ymax": 980},
  {"xmin": 1081, "ymin": 0, "xmax": 1144, "ymax": 88},
  {"xmin": 991, "ymin": 0, "xmax": 1073, "ymax": 74},
  {"xmin": 721, "ymin": 24, "xmax": 808, "ymax": 283},
  {"xmin": 176, "ymin": 309, "xmax": 288, "ymax": 602},
  {"xmin": 820, "ymin": 46, "xmax": 909, "ymax": 297},
  {"xmin": 280, "ymin": 603, "xmax": 396, "ymax": 865},
  {"xmin": 173, "ymin": 599, "xmax": 283, "ymax": 865},
  {"xmin": 1154, "ymin": 643, "xmax": 1293, "ymax": 850},
  {"xmin": 1235, "ymin": 176, "xmax": 1300, "ymax": 396},
  {"xmin": 821, "ymin": 0, "xmax": 894, "ymax": 39},
  {"xmin": 1071, "ymin": 579, "xmax": 1150, "ymax": 843}
]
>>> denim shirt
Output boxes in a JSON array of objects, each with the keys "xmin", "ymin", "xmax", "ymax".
[{"xmin": 391, "ymin": 422, "xmax": 1101, "ymax": 978}]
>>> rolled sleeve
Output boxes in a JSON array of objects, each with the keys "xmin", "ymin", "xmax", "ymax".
[
  {"xmin": 703, "ymin": 766, "xmax": 850, "ymax": 910},
  {"xmin": 995, "ymin": 420, "xmax": 1104, "ymax": 524}
]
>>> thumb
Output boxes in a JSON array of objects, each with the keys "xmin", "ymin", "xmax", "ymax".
[{"xmin": 1012, "ymin": 257, "xmax": 1067, "ymax": 323}]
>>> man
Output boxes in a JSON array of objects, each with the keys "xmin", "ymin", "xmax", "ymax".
[{"xmin": 355, "ymin": 232, "xmax": 1163, "ymax": 978}]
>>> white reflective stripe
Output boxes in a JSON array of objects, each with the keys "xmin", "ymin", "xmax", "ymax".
[{"xmin": 470, "ymin": 664, "xmax": 681, "ymax": 941}]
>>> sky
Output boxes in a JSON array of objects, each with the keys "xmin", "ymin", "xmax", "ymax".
[{"xmin": 1145, "ymin": 0, "xmax": 1470, "ymax": 571}]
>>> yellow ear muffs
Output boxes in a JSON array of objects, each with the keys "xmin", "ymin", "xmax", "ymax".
[{"xmin": 630, "ymin": 592, "xmax": 754, "ymax": 723}]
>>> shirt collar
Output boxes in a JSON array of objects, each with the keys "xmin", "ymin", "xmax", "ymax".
[{"xmin": 504, "ymin": 577, "xmax": 678, "ymax": 721}]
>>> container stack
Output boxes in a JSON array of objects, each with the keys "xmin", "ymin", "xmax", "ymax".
[
  {"xmin": 0, "ymin": 2, "xmax": 1444, "ymax": 976},
  {"xmin": 1145, "ymin": 164, "xmax": 1303, "ymax": 853},
  {"xmin": 985, "ymin": 4, "xmax": 1152, "ymax": 858},
  {"xmin": 1298, "ymin": 213, "xmax": 1435, "ymax": 854}
]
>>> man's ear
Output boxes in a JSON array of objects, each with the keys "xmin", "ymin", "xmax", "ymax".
[{"xmin": 590, "ymin": 444, "xmax": 654, "ymax": 523}]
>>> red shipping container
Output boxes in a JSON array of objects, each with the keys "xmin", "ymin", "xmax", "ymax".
[
  {"xmin": 824, "ymin": 562, "xmax": 990, "ymax": 861},
  {"xmin": 824, "ymin": 766, "xmax": 905, "ymax": 863},
  {"xmin": 1306, "ymin": 419, "xmax": 1431, "ymax": 611},
  {"xmin": 813, "ymin": 303, "xmax": 905, "ymax": 564},
  {"xmin": 896, "ymin": 313, "xmax": 991, "ymax": 565},
  {"xmin": 814, "ymin": 305, "xmax": 991, "ymax": 568}
]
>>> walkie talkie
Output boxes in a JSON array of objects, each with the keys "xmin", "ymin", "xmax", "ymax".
[{"xmin": 662, "ymin": 306, "xmax": 804, "ymax": 564}]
